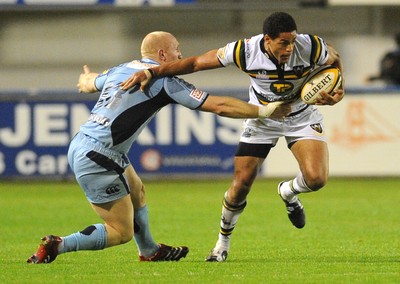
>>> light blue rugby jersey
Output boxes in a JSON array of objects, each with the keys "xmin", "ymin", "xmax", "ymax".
[{"xmin": 79, "ymin": 59, "xmax": 209, "ymax": 155}]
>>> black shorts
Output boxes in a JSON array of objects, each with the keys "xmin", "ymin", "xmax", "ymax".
[{"xmin": 235, "ymin": 142, "xmax": 273, "ymax": 159}]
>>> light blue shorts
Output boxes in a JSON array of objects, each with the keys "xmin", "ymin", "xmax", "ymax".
[{"xmin": 68, "ymin": 132, "xmax": 130, "ymax": 204}]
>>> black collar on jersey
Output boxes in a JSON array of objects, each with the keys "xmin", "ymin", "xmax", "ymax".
[{"xmin": 260, "ymin": 37, "xmax": 285, "ymax": 80}]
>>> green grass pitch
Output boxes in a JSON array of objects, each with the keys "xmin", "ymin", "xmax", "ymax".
[{"xmin": 0, "ymin": 177, "xmax": 399, "ymax": 283}]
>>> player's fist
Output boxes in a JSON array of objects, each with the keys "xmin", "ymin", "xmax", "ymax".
[{"xmin": 77, "ymin": 65, "xmax": 98, "ymax": 93}]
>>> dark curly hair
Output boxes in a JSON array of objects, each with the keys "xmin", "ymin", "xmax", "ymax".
[{"xmin": 263, "ymin": 12, "xmax": 297, "ymax": 39}]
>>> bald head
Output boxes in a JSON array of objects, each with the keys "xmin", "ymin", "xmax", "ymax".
[{"xmin": 141, "ymin": 31, "xmax": 182, "ymax": 63}]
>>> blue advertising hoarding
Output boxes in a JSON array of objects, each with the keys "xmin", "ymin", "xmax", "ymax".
[
  {"xmin": 0, "ymin": 0, "xmax": 195, "ymax": 6},
  {"xmin": 0, "ymin": 90, "xmax": 241, "ymax": 178}
]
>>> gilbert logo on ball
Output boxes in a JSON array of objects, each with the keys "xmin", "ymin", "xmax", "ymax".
[{"xmin": 300, "ymin": 66, "xmax": 342, "ymax": 105}]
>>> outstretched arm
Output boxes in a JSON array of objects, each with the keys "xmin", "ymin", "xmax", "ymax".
[
  {"xmin": 121, "ymin": 49, "xmax": 222, "ymax": 91},
  {"xmin": 200, "ymin": 95, "xmax": 291, "ymax": 119},
  {"xmin": 156, "ymin": 49, "xmax": 222, "ymax": 76},
  {"xmin": 77, "ymin": 65, "xmax": 99, "ymax": 93}
]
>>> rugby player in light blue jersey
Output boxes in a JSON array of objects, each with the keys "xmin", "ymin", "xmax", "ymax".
[
  {"xmin": 121, "ymin": 12, "xmax": 345, "ymax": 262},
  {"xmin": 27, "ymin": 31, "xmax": 289, "ymax": 264}
]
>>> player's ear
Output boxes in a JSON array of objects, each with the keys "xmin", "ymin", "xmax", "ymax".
[{"xmin": 158, "ymin": 49, "xmax": 166, "ymax": 62}]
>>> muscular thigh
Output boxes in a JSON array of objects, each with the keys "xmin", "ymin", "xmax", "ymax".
[
  {"xmin": 228, "ymin": 141, "xmax": 269, "ymax": 202},
  {"xmin": 290, "ymin": 139, "xmax": 329, "ymax": 179},
  {"xmin": 91, "ymin": 194, "xmax": 134, "ymax": 235},
  {"xmin": 233, "ymin": 142, "xmax": 271, "ymax": 184}
]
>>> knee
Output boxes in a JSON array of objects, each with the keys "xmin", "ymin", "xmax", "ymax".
[
  {"xmin": 234, "ymin": 173, "xmax": 255, "ymax": 193},
  {"xmin": 304, "ymin": 174, "xmax": 327, "ymax": 191},
  {"xmin": 302, "ymin": 169, "xmax": 328, "ymax": 191},
  {"xmin": 119, "ymin": 229, "xmax": 134, "ymax": 244},
  {"xmin": 112, "ymin": 226, "xmax": 134, "ymax": 245},
  {"xmin": 232, "ymin": 179, "xmax": 251, "ymax": 195},
  {"xmin": 229, "ymin": 173, "xmax": 256, "ymax": 203}
]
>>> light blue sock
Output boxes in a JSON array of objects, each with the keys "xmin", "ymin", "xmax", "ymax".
[
  {"xmin": 58, "ymin": 224, "xmax": 107, "ymax": 254},
  {"xmin": 133, "ymin": 206, "xmax": 158, "ymax": 257}
]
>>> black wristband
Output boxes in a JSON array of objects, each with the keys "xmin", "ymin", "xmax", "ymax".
[{"xmin": 148, "ymin": 68, "xmax": 156, "ymax": 78}]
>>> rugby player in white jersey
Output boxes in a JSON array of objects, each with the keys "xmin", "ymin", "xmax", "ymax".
[
  {"xmin": 121, "ymin": 12, "xmax": 345, "ymax": 262},
  {"xmin": 27, "ymin": 31, "xmax": 289, "ymax": 264}
]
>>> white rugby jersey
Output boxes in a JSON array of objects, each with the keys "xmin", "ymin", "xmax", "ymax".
[{"xmin": 217, "ymin": 33, "xmax": 329, "ymax": 114}]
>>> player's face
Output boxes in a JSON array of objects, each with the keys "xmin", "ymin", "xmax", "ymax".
[
  {"xmin": 265, "ymin": 31, "xmax": 297, "ymax": 64},
  {"xmin": 163, "ymin": 38, "xmax": 183, "ymax": 62}
]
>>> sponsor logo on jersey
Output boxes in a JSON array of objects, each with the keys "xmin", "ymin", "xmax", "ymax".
[
  {"xmin": 242, "ymin": 127, "xmax": 253, "ymax": 138},
  {"xmin": 217, "ymin": 47, "xmax": 226, "ymax": 60},
  {"xmin": 245, "ymin": 42, "xmax": 251, "ymax": 59},
  {"xmin": 256, "ymin": 70, "xmax": 269, "ymax": 79},
  {"xmin": 293, "ymin": 65, "xmax": 305, "ymax": 78},
  {"xmin": 270, "ymin": 81, "xmax": 294, "ymax": 96},
  {"xmin": 105, "ymin": 185, "xmax": 121, "ymax": 195},
  {"xmin": 189, "ymin": 89, "xmax": 206, "ymax": 101},
  {"xmin": 88, "ymin": 113, "xmax": 110, "ymax": 126},
  {"xmin": 310, "ymin": 123, "xmax": 323, "ymax": 133}
]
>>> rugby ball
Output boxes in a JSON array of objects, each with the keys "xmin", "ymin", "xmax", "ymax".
[{"xmin": 300, "ymin": 66, "xmax": 342, "ymax": 105}]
